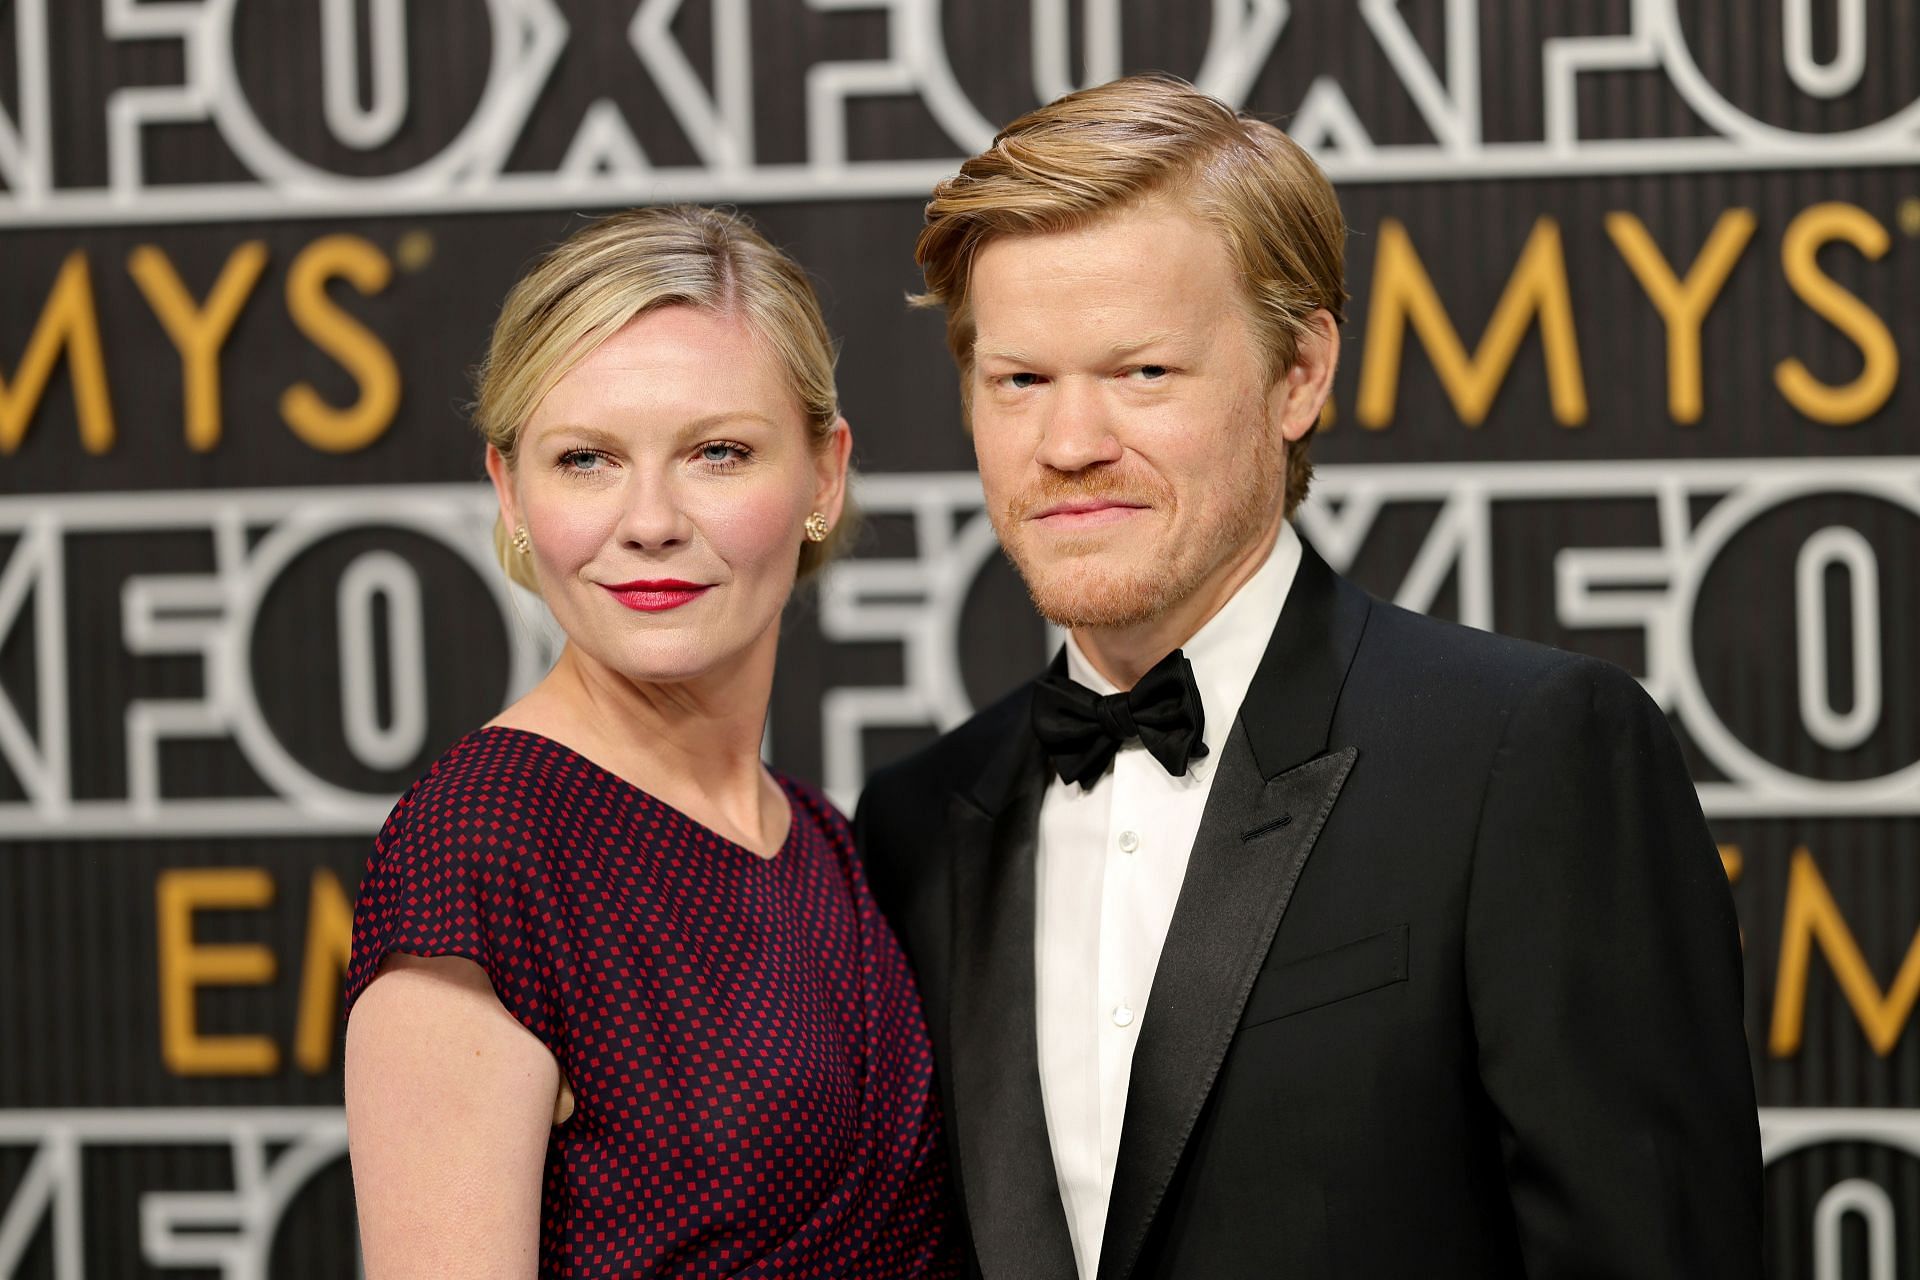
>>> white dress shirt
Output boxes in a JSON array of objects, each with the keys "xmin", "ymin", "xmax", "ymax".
[{"xmin": 1033, "ymin": 519, "xmax": 1302, "ymax": 1280}]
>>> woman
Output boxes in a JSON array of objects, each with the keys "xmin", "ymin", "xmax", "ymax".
[{"xmin": 343, "ymin": 206, "xmax": 957, "ymax": 1278}]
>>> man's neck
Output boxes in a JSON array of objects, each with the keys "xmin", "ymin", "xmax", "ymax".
[{"xmin": 1072, "ymin": 514, "xmax": 1287, "ymax": 690}]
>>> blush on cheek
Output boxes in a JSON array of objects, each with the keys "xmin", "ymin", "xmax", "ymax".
[
  {"xmin": 524, "ymin": 496, "xmax": 619, "ymax": 580},
  {"xmin": 700, "ymin": 492, "xmax": 810, "ymax": 579}
]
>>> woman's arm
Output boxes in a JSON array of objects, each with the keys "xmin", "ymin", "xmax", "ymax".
[{"xmin": 345, "ymin": 953, "xmax": 562, "ymax": 1279}]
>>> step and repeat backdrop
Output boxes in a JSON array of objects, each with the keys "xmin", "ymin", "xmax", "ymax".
[{"xmin": 1, "ymin": 1, "xmax": 1917, "ymax": 1275}]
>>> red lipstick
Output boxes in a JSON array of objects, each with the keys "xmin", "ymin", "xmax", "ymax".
[{"xmin": 601, "ymin": 579, "xmax": 712, "ymax": 612}]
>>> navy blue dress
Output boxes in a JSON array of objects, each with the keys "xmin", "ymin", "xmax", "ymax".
[{"xmin": 345, "ymin": 727, "xmax": 958, "ymax": 1278}]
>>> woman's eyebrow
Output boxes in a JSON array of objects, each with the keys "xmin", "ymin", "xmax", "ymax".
[
  {"xmin": 679, "ymin": 410, "xmax": 780, "ymax": 433},
  {"xmin": 523, "ymin": 422, "xmax": 622, "ymax": 450},
  {"xmin": 526, "ymin": 412, "xmax": 778, "ymax": 448}
]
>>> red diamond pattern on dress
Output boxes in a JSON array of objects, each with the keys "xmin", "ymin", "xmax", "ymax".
[{"xmin": 346, "ymin": 726, "xmax": 959, "ymax": 1278}]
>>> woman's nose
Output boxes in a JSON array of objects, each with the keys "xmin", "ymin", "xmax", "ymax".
[{"xmin": 613, "ymin": 475, "xmax": 692, "ymax": 550}]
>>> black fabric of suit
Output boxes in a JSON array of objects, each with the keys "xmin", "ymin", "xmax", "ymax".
[{"xmin": 855, "ymin": 537, "xmax": 1763, "ymax": 1279}]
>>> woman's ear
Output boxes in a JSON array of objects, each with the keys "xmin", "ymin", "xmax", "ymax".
[
  {"xmin": 485, "ymin": 443, "xmax": 519, "ymax": 532},
  {"xmin": 813, "ymin": 417, "xmax": 854, "ymax": 526}
]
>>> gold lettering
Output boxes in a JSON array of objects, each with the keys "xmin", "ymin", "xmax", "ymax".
[
  {"xmin": 156, "ymin": 868, "xmax": 280, "ymax": 1076},
  {"xmin": 1769, "ymin": 847, "xmax": 1920, "ymax": 1057},
  {"xmin": 0, "ymin": 251, "xmax": 115, "ymax": 455},
  {"xmin": 1774, "ymin": 203, "xmax": 1899, "ymax": 425},
  {"xmin": 128, "ymin": 241, "xmax": 269, "ymax": 452},
  {"xmin": 280, "ymin": 234, "xmax": 401, "ymax": 452},
  {"xmin": 1605, "ymin": 209, "xmax": 1757, "ymax": 424},
  {"xmin": 293, "ymin": 868, "xmax": 353, "ymax": 1074},
  {"xmin": 1357, "ymin": 217, "xmax": 1587, "ymax": 429}
]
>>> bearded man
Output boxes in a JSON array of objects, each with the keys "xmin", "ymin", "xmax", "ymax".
[{"xmin": 855, "ymin": 74, "xmax": 1763, "ymax": 1280}]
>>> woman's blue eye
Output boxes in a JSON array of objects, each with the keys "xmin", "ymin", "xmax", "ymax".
[
  {"xmin": 561, "ymin": 449, "xmax": 605, "ymax": 471},
  {"xmin": 701, "ymin": 443, "xmax": 744, "ymax": 464}
]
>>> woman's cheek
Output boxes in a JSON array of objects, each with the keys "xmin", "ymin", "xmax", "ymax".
[
  {"xmin": 527, "ymin": 494, "xmax": 616, "ymax": 575},
  {"xmin": 696, "ymin": 486, "xmax": 806, "ymax": 575}
]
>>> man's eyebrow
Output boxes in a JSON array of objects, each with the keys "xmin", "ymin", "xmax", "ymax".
[
  {"xmin": 973, "ymin": 332, "xmax": 1186, "ymax": 365},
  {"xmin": 1103, "ymin": 331, "xmax": 1183, "ymax": 359}
]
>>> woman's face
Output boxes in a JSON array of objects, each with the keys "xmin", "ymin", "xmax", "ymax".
[{"xmin": 488, "ymin": 305, "xmax": 849, "ymax": 687}]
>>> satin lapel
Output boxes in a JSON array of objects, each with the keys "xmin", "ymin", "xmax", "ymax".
[
  {"xmin": 1096, "ymin": 733, "xmax": 1358, "ymax": 1280},
  {"xmin": 1091, "ymin": 691, "xmax": 1363, "ymax": 1280},
  {"xmin": 947, "ymin": 732, "xmax": 1079, "ymax": 1280}
]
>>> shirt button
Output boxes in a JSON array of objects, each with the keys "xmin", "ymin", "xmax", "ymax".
[
  {"xmin": 1117, "ymin": 830, "xmax": 1140, "ymax": 854},
  {"xmin": 1112, "ymin": 1005, "xmax": 1135, "ymax": 1028}
]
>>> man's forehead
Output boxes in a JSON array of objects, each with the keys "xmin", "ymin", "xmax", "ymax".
[
  {"xmin": 971, "ymin": 209, "xmax": 1229, "ymax": 304},
  {"xmin": 968, "ymin": 258, "xmax": 1227, "ymax": 354}
]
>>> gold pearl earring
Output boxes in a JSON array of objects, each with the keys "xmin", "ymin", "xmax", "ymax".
[
  {"xmin": 512, "ymin": 525, "xmax": 532, "ymax": 555},
  {"xmin": 804, "ymin": 512, "xmax": 830, "ymax": 544}
]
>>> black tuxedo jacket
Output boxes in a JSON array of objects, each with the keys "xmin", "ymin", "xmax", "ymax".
[{"xmin": 855, "ymin": 538, "xmax": 1762, "ymax": 1278}]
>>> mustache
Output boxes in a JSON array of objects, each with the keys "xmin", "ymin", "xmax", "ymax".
[{"xmin": 1006, "ymin": 468, "xmax": 1169, "ymax": 520}]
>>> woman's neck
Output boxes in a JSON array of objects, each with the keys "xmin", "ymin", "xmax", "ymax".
[{"xmin": 490, "ymin": 632, "xmax": 786, "ymax": 855}]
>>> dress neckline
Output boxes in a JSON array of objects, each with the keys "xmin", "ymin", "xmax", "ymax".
[{"xmin": 473, "ymin": 723, "xmax": 800, "ymax": 863}]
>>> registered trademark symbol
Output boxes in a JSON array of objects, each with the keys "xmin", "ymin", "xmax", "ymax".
[
  {"xmin": 395, "ymin": 230, "xmax": 436, "ymax": 272},
  {"xmin": 1899, "ymin": 198, "xmax": 1920, "ymax": 237}
]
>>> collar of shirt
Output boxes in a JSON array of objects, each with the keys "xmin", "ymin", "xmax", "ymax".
[{"xmin": 1061, "ymin": 520, "xmax": 1303, "ymax": 783}]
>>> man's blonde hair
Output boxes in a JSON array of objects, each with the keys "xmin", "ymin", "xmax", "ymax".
[
  {"xmin": 913, "ymin": 74, "xmax": 1346, "ymax": 514},
  {"xmin": 474, "ymin": 205, "xmax": 853, "ymax": 590}
]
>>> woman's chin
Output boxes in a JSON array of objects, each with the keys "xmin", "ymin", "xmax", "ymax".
[{"xmin": 568, "ymin": 634, "xmax": 746, "ymax": 688}]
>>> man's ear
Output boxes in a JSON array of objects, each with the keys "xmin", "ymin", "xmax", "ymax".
[
  {"xmin": 1272, "ymin": 309, "xmax": 1340, "ymax": 444},
  {"xmin": 813, "ymin": 417, "xmax": 854, "ymax": 526}
]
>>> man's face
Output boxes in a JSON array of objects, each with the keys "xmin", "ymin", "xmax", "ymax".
[{"xmin": 967, "ymin": 198, "xmax": 1292, "ymax": 630}]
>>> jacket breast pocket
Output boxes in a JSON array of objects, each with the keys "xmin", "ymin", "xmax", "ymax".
[{"xmin": 1238, "ymin": 923, "xmax": 1410, "ymax": 1029}]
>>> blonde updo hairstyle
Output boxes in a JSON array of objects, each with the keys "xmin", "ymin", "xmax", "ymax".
[{"xmin": 475, "ymin": 205, "xmax": 855, "ymax": 591}]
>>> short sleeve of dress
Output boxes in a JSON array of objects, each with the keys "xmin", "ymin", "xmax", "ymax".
[{"xmin": 343, "ymin": 735, "xmax": 566, "ymax": 1058}]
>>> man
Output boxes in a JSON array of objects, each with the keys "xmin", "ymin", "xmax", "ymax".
[{"xmin": 855, "ymin": 75, "xmax": 1762, "ymax": 1278}]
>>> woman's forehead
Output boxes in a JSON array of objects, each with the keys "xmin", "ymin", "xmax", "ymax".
[{"xmin": 523, "ymin": 308, "xmax": 802, "ymax": 439}]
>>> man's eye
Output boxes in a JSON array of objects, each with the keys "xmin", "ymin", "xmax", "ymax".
[
  {"xmin": 1134, "ymin": 365, "xmax": 1169, "ymax": 381},
  {"xmin": 1006, "ymin": 372, "xmax": 1041, "ymax": 390}
]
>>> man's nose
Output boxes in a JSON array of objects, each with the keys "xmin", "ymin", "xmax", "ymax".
[{"xmin": 1032, "ymin": 379, "xmax": 1123, "ymax": 472}]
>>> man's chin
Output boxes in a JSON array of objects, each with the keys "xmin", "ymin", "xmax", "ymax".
[{"xmin": 1015, "ymin": 559, "xmax": 1180, "ymax": 630}]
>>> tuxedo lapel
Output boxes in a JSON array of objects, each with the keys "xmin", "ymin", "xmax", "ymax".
[
  {"xmin": 946, "ymin": 726, "xmax": 1079, "ymax": 1280},
  {"xmin": 1096, "ymin": 536, "xmax": 1373, "ymax": 1280},
  {"xmin": 1095, "ymin": 737, "xmax": 1356, "ymax": 1280}
]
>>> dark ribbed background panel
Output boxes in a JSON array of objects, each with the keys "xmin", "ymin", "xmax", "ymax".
[{"xmin": 1, "ymin": 2, "xmax": 1915, "ymax": 1275}]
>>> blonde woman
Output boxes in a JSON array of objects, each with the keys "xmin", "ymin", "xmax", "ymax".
[{"xmin": 343, "ymin": 206, "xmax": 958, "ymax": 1278}]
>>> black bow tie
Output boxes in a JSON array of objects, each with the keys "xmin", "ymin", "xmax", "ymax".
[{"xmin": 1031, "ymin": 648, "xmax": 1210, "ymax": 788}]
